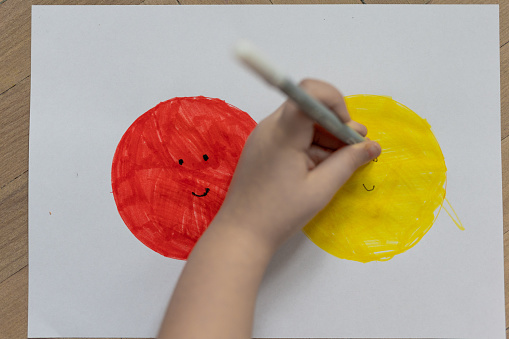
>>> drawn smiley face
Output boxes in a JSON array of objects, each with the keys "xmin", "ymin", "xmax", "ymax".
[
  {"xmin": 362, "ymin": 157, "xmax": 378, "ymax": 191},
  {"xmin": 303, "ymin": 95, "xmax": 447, "ymax": 263},
  {"xmin": 112, "ymin": 96, "xmax": 256, "ymax": 260},
  {"xmin": 179, "ymin": 154, "xmax": 211, "ymax": 197}
]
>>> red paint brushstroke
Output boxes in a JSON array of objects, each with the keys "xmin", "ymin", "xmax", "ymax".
[{"xmin": 111, "ymin": 96, "xmax": 256, "ymax": 260}]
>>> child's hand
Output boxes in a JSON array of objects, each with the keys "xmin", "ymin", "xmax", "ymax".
[
  {"xmin": 215, "ymin": 79, "xmax": 381, "ymax": 251},
  {"xmin": 160, "ymin": 79, "xmax": 381, "ymax": 339}
]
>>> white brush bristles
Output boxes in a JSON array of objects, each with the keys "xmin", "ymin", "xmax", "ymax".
[{"xmin": 235, "ymin": 39, "xmax": 286, "ymax": 87}]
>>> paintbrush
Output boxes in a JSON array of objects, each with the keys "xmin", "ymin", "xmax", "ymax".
[{"xmin": 235, "ymin": 40, "xmax": 366, "ymax": 145}]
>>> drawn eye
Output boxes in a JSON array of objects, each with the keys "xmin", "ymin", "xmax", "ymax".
[
  {"xmin": 372, "ymin": 157, "xmax": 378, "ymax": 162},
  {"xmin": 178, "ymin": 159, "xmax": 184, "ymax": 165},
  {"xmin": 203, "ymin": 154, "xmax": 209, "ymax": 161}
]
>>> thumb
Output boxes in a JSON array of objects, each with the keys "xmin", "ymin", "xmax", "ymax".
[{"xmin": 307, "ymin": 140, "xmax": 381, "ymax": 194}]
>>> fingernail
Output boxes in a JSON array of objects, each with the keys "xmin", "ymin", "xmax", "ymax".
[{"xmin": 366, "ymin": 141, "xmax": 381, "ymax": 159}]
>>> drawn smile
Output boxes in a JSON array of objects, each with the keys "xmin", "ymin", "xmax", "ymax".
[
  {"xmin": 192, "ymin": 188, "xmax": 210, "ymax": 197},
  {"xmin": 362, "ymin": 184, "xmax": 375, "ymax": 191}
]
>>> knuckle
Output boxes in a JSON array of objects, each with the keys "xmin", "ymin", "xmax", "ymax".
[
  {"xmin": 298, "ymin": 78, "xmax": 316, "ymax": 89},
  {"xmin": 335, "ymin": 89, "xmax": 345, "ymax": 100},
  {"xmin": 344, "ymin": 149, "xmax": 364, "ymax": 171},
  {"xmin": 299, "ymin": 79, "xmax": 344, "ymax": 104}
]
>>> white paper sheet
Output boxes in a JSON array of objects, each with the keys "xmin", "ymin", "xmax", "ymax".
[{"xmin": 29, "ymin": 5, "xmax": 504, "ymax": 338}]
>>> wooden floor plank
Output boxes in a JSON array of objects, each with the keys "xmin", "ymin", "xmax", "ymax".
[
  {"xmin": 0, "ymin": 76, "xmax": 30, "ymax": 189},
  {"xmin": 430, "ymin": 0, "xmax": 498, "ymax": 3},
  {"xmin": 272, "ymin": 0, "xmax": 360, "ymax": 4},
  {"xmin": 503, "ymin": 137, "xmax": 509, "ymax": 235},
  {"xmin": 504, "ymin": 228, "xmax": 509, "ymax": 332},
  {"xmin": 365, "ymin": 0, "xmax": 430, "ymax": 3},
  {"xmin": 502, "ymin": 43, "xmax": 509, "ymax": 140},
  {"xmin": 0, "ymin": 0, "xmax": 31, "ymax": 94},
  {"xmin": 141, "ymin": 0, "xmax": 179, "ymax": 4},
  {"xmin": 178, "ymin": 0, "xmax": 272, "ymax": 4},
  {"xmin": 501, "ymin": 1, "xmax": 509, "ymax": 47},
  {"xmin": 0, "ymin": 1, "xmax": 505, "ymax": 339},
  {"xmin": 32, "ymin": 0, "xmax": 144, "ymax": 4},
  {"xmin": 0, "ymin": 171, "xmax": 28, "ymax": 284},
  {"xmin": 0, "ymin": 266, "xmax": 27, "ymax": 339}
]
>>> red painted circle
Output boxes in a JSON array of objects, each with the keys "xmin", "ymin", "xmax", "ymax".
[{"xmin": 111, "ymin": 97, "xmax": 256, "ymax": 260}]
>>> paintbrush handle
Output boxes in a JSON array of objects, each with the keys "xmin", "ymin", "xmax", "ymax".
[{"xmin": 235, "ymin": 40, "xmax": 365, "ymax": 145}]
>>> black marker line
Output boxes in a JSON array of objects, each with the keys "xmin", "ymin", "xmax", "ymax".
[
  {"xmin": 362, "ymin": 184, "xmax": 375, "ymax": 192},
  {"xmin": 192, "ymin": 188, "xmax": 210, "ymax": 197}
]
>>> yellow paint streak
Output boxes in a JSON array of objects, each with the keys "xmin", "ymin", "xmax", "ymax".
[
  {"xmin": 442, "ymin": 197, "xmax": 464, "ymax": 231},
  {"xmin": 303, "ymin": 95, "xmax": 449, "ymax": 263}
]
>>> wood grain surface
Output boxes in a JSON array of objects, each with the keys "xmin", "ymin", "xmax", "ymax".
[{"xmin": 0, "ymin": 1, "xmax": 506, "ymax": 338}]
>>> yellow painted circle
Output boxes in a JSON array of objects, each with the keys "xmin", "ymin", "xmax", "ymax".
[{"xmin": 303, "ymin": 95, "xmax": 447, "ymax": 263}]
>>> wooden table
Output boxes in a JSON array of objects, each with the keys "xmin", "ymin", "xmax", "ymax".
[{"xmin": 1, "ymin": 0, "xmax": 507, "ymax": 338}]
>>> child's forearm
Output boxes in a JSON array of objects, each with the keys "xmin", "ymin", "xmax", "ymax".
[
  {"xmin": 158, "ymin": 216, "xmax": 276, "ymax": 339},
  {"xmin": 157, "ymin": 79, "xmax": 380, "ymax": 339}
]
